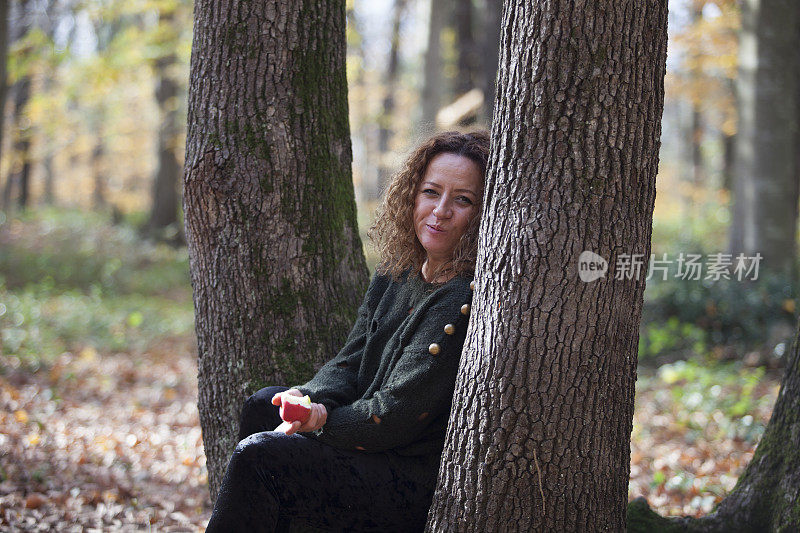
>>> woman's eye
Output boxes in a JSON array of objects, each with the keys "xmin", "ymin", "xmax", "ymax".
[
  {"xmin": 457, "ymin": 196, "xmax": 473, "ymax": 205},
  {"xmin": 423, "ymin": 189, "xmax": 438, "ymax": 196}
]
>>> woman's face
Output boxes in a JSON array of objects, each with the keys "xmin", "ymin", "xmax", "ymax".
[{"xmin": 413, "ymin": 152, "xmax": 483, "ymax": 265}]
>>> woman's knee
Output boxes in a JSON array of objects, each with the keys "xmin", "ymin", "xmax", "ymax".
[
  {"xmin": 239, "ymin": 386, "xmax": 287, "ymax": 438},
  {"xmin": 230, "ymin": 432, "xmax": 298, "ymax": 477},
  {"xmin": 244, "ymin": 386, "xmax": 286, "ymax": 412}
]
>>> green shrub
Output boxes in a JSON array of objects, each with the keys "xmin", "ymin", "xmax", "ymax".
[
  {"xmin": 640, "ymin": 196, "xmax": 797, "ymax": 360},
  {"xmin": 642, "ymin": 273, "xmax": 795, "ymax": 354},
  {"xmin": 0, "ymin": 284, "xmax": 194, "ymax": 365},
  {"xmin": 637, "ymin": 359, "xmax": 770, "ymax": 443},
  {"xmin": 0, "ymin": 207, "xmax": 189, "ymax": 296},
  {"xmin": 0, "ymin": 208, "xmax": 194, "ymax": 367}
]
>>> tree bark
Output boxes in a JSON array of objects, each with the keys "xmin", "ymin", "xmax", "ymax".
[
  {"xmin": 148, "ymin": 8, "xmax": 182, "ymax": 240},
  {"xmin": 183, "ymin": 0, "xmax": 368, "ymax": 499},
  {"xmin": 728, "ymin": 0, "xmax": 799, "ymax": 280},
  {"xmin": 425, "ymin": 0, "xmax": 668, "ymax": 531}
]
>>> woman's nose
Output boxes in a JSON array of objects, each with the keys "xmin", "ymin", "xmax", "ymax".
[{"xmin": 432, "ymin": 199, "xmax": 451, "ymax": 218}]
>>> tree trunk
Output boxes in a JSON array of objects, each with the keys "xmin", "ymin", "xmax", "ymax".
[
  {"xmin": 689, "ymin": 1, "xmax": 704, "ymax": 188},
  {"xmin": 11, "ymin": 75, "xmax": 31, "ymax": 210},
  {"xmin": 425, "ymin": 1, "xmax": 668, "ymax": 531},
  {"xmin": 183, "ymin": 0, "xmax": 369, "ymax": 499},
  {"xmin": 40, "ymin": 1, "xmax": 59, "ymax": 207},
  {"xmin": 42, "ymin": 154, "xmax": 54, "ymax": 204},
  {"xmin": 376, "ymin": 0, "xmax": 405, "ymax": 197},
  {"xmin": 3, "ymin": 0, "xmax": 31, "ymax": 212},
  {"xmin": 0, "ymin": 0, "xmax": 9, "ymax": 166},
  {"xmin": 728, "ymin": 0, "xmax": 799, "ymax": 280},
  {"xmin": 690, "ymin": 108, "xmax": 703, "ymax": 186},
  {"xmin": 480, "ymin": 0, "xmax": 502, "ymax": 126},
  {"xmin": 345, "ymin": 3, "xmax": 373, "ymax": 204},
  {"xmin": 629, "ymin": 311, "xmax": 800, "ymax": 532},
  {"xmin": 91, "ymin": 132, "xmax": 106, "ymax": 209},
  {"xmin": 421, "ymin": 0, "xmax": 445, "ymax": 128},
  {"xmin": 453, "ymin": 0, "xmax": 476, "ymax": 96},
  {"xmin": 148, "ymin": 9, "xmax": 182, "ymax": 240},
  {"xmin": 721, "ymin": 130, "xmax": 734, "ymax": 192}
]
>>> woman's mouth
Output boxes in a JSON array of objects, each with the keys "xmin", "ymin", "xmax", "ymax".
[{"xmin": 427, "ymin": 224, "xmax": 445, "ymax": 234}]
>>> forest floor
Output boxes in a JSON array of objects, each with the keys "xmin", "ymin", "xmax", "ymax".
[
  {"xmin": 0, "ymin": 336, "xmax": 781, "ymax": 531},
  {"xmin": 1, "ymin": 337, "xmax": 209, "ymax": 531}
]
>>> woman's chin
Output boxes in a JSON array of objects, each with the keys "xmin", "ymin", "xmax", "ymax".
[{"xmin": 421, "ymin": 247, "xmax": 454, "ymax": 262}]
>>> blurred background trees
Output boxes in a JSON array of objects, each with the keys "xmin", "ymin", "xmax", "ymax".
[
  {"xmin": 1, "ymin": 0, "xmax": 798, "ymax": 368},
  {"xmin": 1, "ymin": 0, "xmax": 192, "ymax": 229}
]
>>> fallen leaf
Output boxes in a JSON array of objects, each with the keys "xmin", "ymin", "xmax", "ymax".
[{"xmin": 25, "ymin": 493, "xmax": 47, "ymax": 509}]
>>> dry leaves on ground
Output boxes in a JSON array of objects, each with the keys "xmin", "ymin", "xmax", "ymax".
[
  {"xmin": 1, "ymin": 338, "xmax": 211, "ymax": 531},
  {"xmin": 0, "ymin": 339, "xmax": 782, "ymax": 529}
]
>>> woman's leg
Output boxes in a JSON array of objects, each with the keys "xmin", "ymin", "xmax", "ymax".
[
  {"xmin": 238, "ymin": 386, "xmax": 288, "ymax": 440},
  {"xmin": 206, "ymin": 385, "xmax": 293, "ymax": 531},
  {"xmin": 206, "ymin": 431, "xmax": 434, "ymax": 533}
]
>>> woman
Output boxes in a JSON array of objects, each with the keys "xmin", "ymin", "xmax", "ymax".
[{"xmin": 206, "ymin": 130, "xmax": 490, "ymax": 532}]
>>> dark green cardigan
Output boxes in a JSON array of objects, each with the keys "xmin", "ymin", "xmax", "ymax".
[{"xmin": 291, "ymin": 268, "xmax": 473, "ymax": 489}]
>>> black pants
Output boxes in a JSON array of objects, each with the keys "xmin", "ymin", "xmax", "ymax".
[{"xmin": 206, "ymin": 386, "xmax": 435, "ymax": 533}]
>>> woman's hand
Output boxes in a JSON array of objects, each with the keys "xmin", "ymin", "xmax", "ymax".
[
  {"xmin": 271, "ymin": 388, "xmax": 304, "ymax": 406},
  {"xmin": 272, "ymin": 390, "xmax": 328, "ymax": 436}
]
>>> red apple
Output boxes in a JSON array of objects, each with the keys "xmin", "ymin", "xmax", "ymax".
[{"xmin": 280, "ymin": 394, "xmax": 312, "ymax": 424}]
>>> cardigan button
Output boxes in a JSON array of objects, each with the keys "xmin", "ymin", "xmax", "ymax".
[
  {"xmin": 428, "ymin": 343, "xmax": 441, "ymax": 355},
  {"xmin": 444, "ymin": 323, "xmax": 455, "ymax": 335},
  {"xmin": 461, "ymin": 304, "xmax": 470, "ymax": 315},
  {"xmin": 470, "ymin": 280, "xmax": 475, "ymax": 290}
]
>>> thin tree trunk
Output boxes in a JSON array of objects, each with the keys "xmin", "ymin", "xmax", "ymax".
[
  {"xmin": 345, "ymin": 3, "xmax": 374, "ymax": 203},
  {"xmin": 148, "ymin": 9, "xmax": 181, "ymax": 239},
  {"xmin": 421, "ymin": 0, "xmax": 445, "ymax": 129},
  {"xmin": 11, "ymin": 76, "xmax": 31, "ymax": 210},
  {"xmin": 689, "ymin": 1, "xmax": 704, "ymax": 188},
  {"xmin": 184, "ymin": 0, "xmax": 368, "ymax": 499},
  {"xmin": 728, "ymin": 0, "xmax": 799, "ymax": 280},
  {"xmin": 91, "ymin": 132, "xmax": 106, "ymax": 209},
  {"xmin": 42, "ymin": 154, "xmax": 54, "ymax": 204},
  {"xmin": 425, "ymin": 0, "xmax": 668, "ymax": 530},
  {"xmin": 4, "ymin": 0, "xmax": 30, "ymax": 212},
  {"xmin": 0, "ymin": 0, "xmax": 9, "ymax": 166},
  {"xmin": 40, "ymin": 0, "xmax": 59, "ymax": 207},
  {"xmin": 691, "ymin": 108, "xmax": 703, "ymax": 185},
  {"xmin": 453, "ymin": 0, "xmax": 476, "ymax": 96},
  {"xmin": 481, "ymin": 0, "xmax": 502, "ymax": 126},
  {"xmin": 721, "ymin": 130, "xmax": 734, "ymax": 192},
  {"xmin": 721, "ymin": 66, "xmax": 738, "ymax": 194},
  {"xmin": 376, "ymin": 0, "xmax": 405, "ymax": 197},
  {"xmin": 1, "ymin": 170, "xmax": 10, "ymax": 209}
]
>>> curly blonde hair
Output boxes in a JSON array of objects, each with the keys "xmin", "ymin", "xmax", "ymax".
[{"xmin": 368, "ymin": 130, "xmax": 490, "ymax": 284}]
